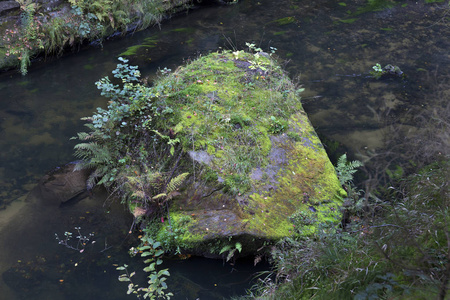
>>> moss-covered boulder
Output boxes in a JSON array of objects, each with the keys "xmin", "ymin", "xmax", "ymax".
[
  {"xmin": 149, "ymin": 50, "xmax": 346, "ymax": 257},
  {"xmin": 73, "ymin": 48, "xmax": 345, "ymax": 258}
]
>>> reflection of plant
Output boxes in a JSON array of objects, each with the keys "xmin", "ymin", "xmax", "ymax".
[{"xmin": 117, "ymin": 234, "xmax": 172, "ymax": 299}]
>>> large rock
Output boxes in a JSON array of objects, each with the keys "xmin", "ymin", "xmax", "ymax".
[
  {"xmin": 0, "ymin": 1, "xmax": 19, "ymax": 18},
  {"xmin": 147, "ymin": 51, "xmax": 346, "ymax": 257},
  {"xmin": 34, "ymin": 162, "xmax": 91, "ymax": 206}
]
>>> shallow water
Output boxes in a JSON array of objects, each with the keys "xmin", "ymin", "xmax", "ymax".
[{"xmin": 0, "ymin": 0, "xmax": 449, "ymax": 298}]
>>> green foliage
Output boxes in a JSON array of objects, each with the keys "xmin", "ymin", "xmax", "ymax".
[
  {"xmin": 370, "ymin": 63, "xmax": 405, "ymax": 79},
  {"xmin": 269, "ymin": 116, "xmax": 288, "ymax": 134},
  {"xmin": 73, "ymin": 57, "xmax": 187, "ymax": 214},
  {"xmin": 354, "ymin": 273, "xmax": 408, "ymax": 300},
  {"xmin": 242, "ymin": 161, "xmax": 449, "ymax": 300},
  {"xmin": 69, "ymin": 0, "xmax": 130, "ymax": 30},
  {"xmin": 335, "ymin": 154, "xmax": 363, "ymax": 186},
  {"xmin": 2, "ymin": 0, "xmax": 44, "ymax": 75},
  {"xmin": 3, "ymin": 0, "xmax": 193, "ymax": 74},
  {"xmin": 41, "ymin": 5, "xmax": 104, "ymax": 56},
  {"xmin": 223, "ymin": 173, "xmax": 251, "ymax": 195},
  {"xmin": 289, "ymin": 210, "xmax": 315, "ymax": 228},
  {"xmin": 156, "ymin": 215, "xmax": 193, "ymax": 252},
  {"xmin": 370, "ymin": 63, "xmax": 383, "ymax": 79},
  {"xmin": 219, "ymin": 242, "xmax": 243, "ymax": 262},
  {"xmin": 117, "ymin": 234, "xmax": 173, "ymax": 299},
  {"xmin": 245, "ymin": 42, "xmax": 279, "ymax": 72}
]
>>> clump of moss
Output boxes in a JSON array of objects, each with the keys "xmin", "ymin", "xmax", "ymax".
[{"xmin": 158, "ymin": 50, "xmax": 303, "ymax": 195}]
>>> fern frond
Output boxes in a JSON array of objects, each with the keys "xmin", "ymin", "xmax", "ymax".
[
  {"xmin": 226, "ymin": 249, "xmax": 237, "ymax": 262},
  {"xmin": 132, "ymin": 190, "xmax": 146, "ymax": 199},
  {"xmin": 152, "ymin": 193, "xmax": 167, "ymax": 200},
  {"xmin": 126, "ymin": 175, "xmax": 142, "ymax": 186},
  {"xmin": 336, "ymin": 154, "xmax": 363, "ymax": 185},
  {"xmin": 75, "ymin": 132, "xmax": 92, "ymax": 141},
  {"xmin": 166, "ymin": 172, "xmax": 189, "ymax": 194}
]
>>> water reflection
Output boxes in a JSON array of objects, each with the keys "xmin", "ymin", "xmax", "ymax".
[{"xmin": 0, "ymin": 0, "xmax": 449, "ymax": 298}]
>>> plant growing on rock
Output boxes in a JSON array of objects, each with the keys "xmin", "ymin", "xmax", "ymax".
[
  {"xmin": 335, "ymin": 154, "xmax": 363, "ymax": 186},
  {"xmin": 73, "ymin": 57, "xmax": 186, "ymax": 215},
  {"xmin": 220, "ymin": 242, "xmax": 243, "ymax": 262},
  {"xmin": 370, "ymin": 63, "xmax": 405, "ymax": 79},
  {"xmin": 3, "ymin": 0, "xmax": 44, "ymax": 75}
]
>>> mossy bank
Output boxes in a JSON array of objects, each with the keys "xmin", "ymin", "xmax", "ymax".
[
  {"xmin": 74, "ymin": 47, "xmax": 345, "ymax": 257},
  {"xmin": 0, "ymin": 0, "xmax": 231, "ymax": 74}
]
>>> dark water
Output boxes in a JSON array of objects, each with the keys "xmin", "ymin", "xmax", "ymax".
[{"xmin": 0, "ymin": 0, "xmax": 448, "ymax": 298}]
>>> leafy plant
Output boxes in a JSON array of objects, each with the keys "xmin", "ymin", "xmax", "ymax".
[
  {"xmin": 156, "ymin": 215, "xmax": 193, "ymax": 252},
  {"xmin": 370, "ymin": 63, "xmax": 383, "ymax": 79},
  {"xmin": 55, "ymin": 227, "xmax": 95, "ymax": 253},
  {"xmin": 269, "ymin": 116, "xmax": 288, "ymax": 134},
  {"xmin": 220, "ymin": 242, "xmax": 243, "ymax": 262},
  {"xmin": 335, "ymin": 154, "xmax": 363, "ymax": 186},
  {"xmin": 72, "ymin": 57, "xmax": 188, "ymax": 221},
  {"xmin": 244, "ymin": 42, "xmax": 279, "ymax": 72},
  {"xmin": 117, "ymin": 234, "xmax": 173, "ymax": 299},
  {"xmin": 2, "ymin": 0, "xmax": 45, "ymax": 75},
  {"xmin": 370, "ymin": 63, "xmax": 405, "ymax": 79}
]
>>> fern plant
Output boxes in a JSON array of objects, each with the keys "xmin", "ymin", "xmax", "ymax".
[
  {"xmin": 219, "ymin": 242, "xmax": 243, "ymax": 262},
  {"xmin": 72, "ymin": 57, "xmax": 182, "ymax": 209},
  {"xmin": 335, "ymin": 154, "xmax": 363, "ymax": 186},
  {"xmin": 125, "ymin": 172, "xmax": 189, "ymax": 207}
]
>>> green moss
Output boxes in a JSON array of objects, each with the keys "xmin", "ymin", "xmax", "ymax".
[
  {"xmin": 156, "ymin": 213, "xmax": 202, "ymax": 251},
  {"xmin": 171, "ymin": 27, "xmax": 195, "ymax": 33},
  {"xmin": 119, "ymin": 44, "xmax": 156, "ymax": 56},
  {"xmin": 270, "ymin": 16, "xmax": 296, "ymax": 26},
  {"xmin": 273, "ymin": 31, "xmax": 287, "ymax": 36}
]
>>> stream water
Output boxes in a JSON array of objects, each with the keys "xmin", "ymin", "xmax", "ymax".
[{"xmin": 0, "ymin": 0, "xmax": 448, "ymax": 299}]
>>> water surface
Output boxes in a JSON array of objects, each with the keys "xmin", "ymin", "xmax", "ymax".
[{"xmin": 0, "ymin": 0, "xmax": 448, "ymax": 298}]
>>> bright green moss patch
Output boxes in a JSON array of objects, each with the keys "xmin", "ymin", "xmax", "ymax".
[
  {"xmin": 119, "ymin": 36, "xmax": 159, "ymax": 56},
  {"xmin": 119, "ymin": 44, "xmax": 157, "ymax": 56}
]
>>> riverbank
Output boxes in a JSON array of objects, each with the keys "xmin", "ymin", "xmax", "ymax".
[{"xmin": 0, "ymin": 0, "xmax": 234, "ymax": 75}]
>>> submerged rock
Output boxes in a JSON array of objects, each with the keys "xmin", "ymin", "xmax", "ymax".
[{"xmin": 34, "ymin": 163, "xmax": 91, "ymax": 207}]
